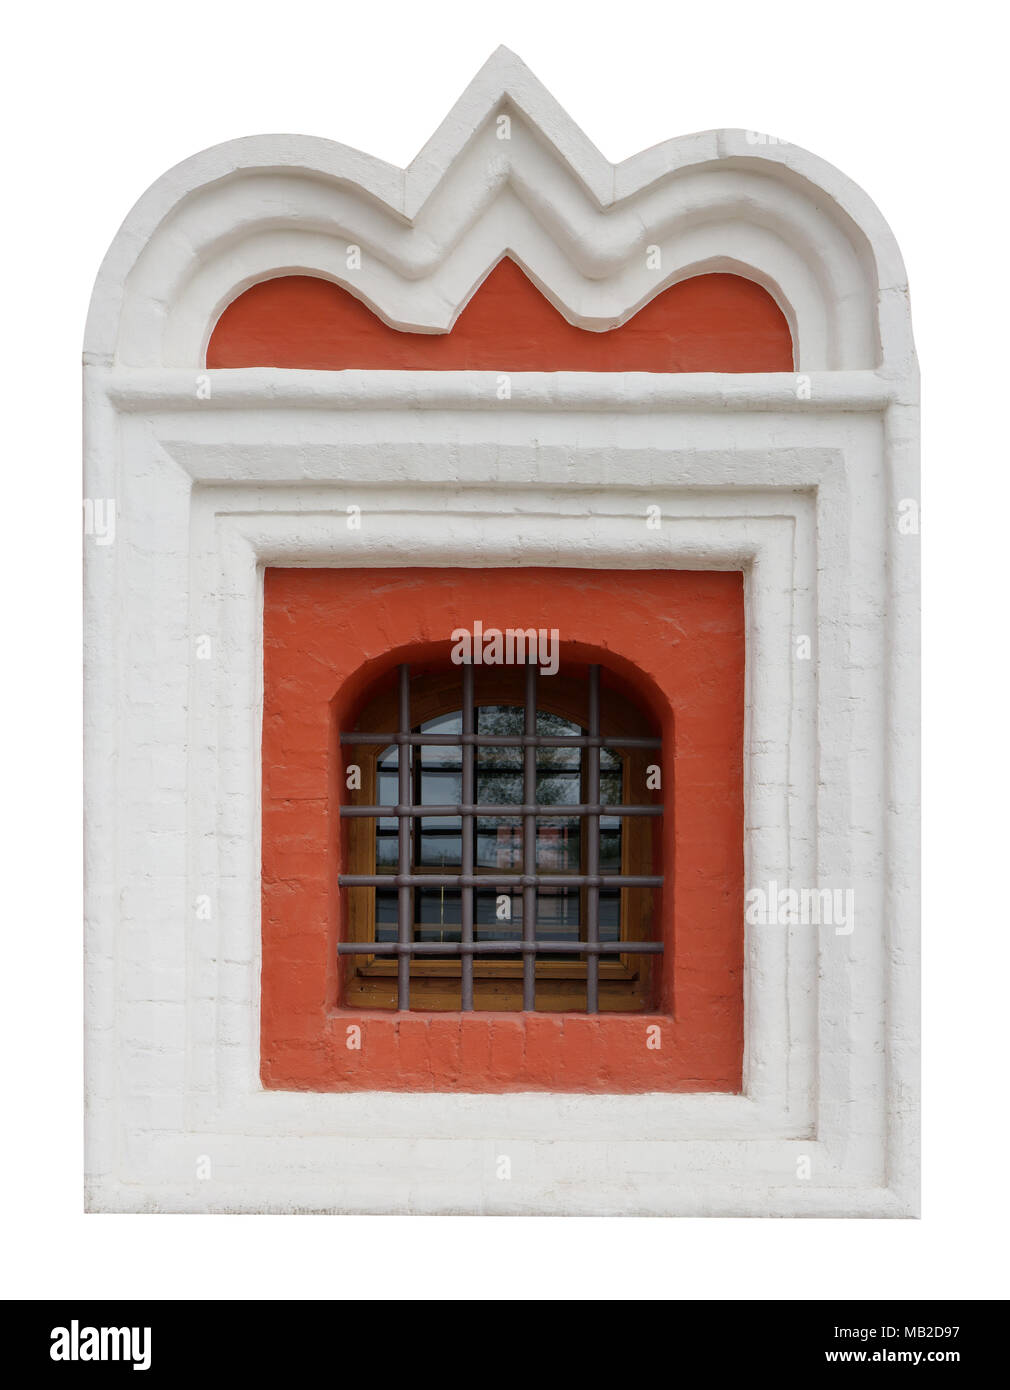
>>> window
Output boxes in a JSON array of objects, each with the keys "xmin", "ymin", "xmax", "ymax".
[
  {"xmin": 339, "ymin": 660, "xmax": 663, "ymax": 1012},
  {"xmin": 260, "ymin": 565, "xmax": 744, "ymax": 1094}
]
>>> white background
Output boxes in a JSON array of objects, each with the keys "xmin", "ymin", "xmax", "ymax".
[{"xmin": 1, "ymin": 0, "xmax": 1006, "ymax": 1300}]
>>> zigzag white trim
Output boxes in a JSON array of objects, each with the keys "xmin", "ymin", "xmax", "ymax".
[{"xmin": 86, "ymin": 47, "xmax": 914, "ymax": 374}]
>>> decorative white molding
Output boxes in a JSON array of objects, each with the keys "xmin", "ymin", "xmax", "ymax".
[
  {"xmin": 86, "ymin": 47, "xmax": 913, "ymax": 374},
  {"xmin": 84, "ymin": 50, "xmax": 919, "ymax": 1217},
  {"xmin": 101, "ymin": 368, "xmax": 898, "ymax": 414}
]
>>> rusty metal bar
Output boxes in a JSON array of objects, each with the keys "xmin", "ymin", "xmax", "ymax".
[
  {"xmin": 396, "ymin": 663, "xmax": 411, "ymax": 1010},
  {"xmin": 340, "ymin": 662, "xmax": 666, "ymax": 1009},
  {"xmin": 521, "ymin": 662, "xmax": 538, "ymax": 1010},
  {"xmin": 585, "ymin": 665, "xmax": 601, "ymax": 1013},
  {"xmin": 338, "ymin": 940, "xmax": 664, "ymax": 956},
  {"xmin": 460, "ymin": 665, "xmax": 475, "ymax": 1012},
  {"xmin": 341, "ymin": 803, "xmax": 661, "ymax": 818},
  {"xmin": 340, "ymin": 873, "xmax": 662, "ymax": 888},
  {"xmin": 342, "ymin": 732, "xmax": 661, "ymax": 749}
]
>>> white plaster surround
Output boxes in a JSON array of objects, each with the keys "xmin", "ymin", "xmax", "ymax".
[{"xmin": 84, "ymin": 48, "xmax": 919, "ymax": 1216}]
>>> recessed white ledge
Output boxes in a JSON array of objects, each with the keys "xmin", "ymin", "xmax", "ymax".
[{"xmin": 98, "ymin": 367, "xmax": 897, "ymax": 414}]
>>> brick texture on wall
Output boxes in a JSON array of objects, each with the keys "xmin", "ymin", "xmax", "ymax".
[
  {"xmin": 261, "ymin": 567, "xmax": 745, "ymax": 1093},
  {"xmin": 208, "ymin": 260, "xmax": 794, "ymax": 372}
]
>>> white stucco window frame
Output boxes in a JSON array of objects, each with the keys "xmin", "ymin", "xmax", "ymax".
[{"xmin": 83, "ymin": 50, "xmax": 919, "ymax": 1216}]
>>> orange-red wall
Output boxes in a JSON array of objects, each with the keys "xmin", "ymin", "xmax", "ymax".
[
  {"xmin": 261, "ymin": 568, "xmax": 744, "ymax": 1093},
  {"xmin": 208, "ymin": 260, "xmax": 793, "ymax": 372}
]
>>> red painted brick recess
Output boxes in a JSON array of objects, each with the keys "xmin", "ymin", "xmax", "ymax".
[
  {"xmin": 208, "ymin": 259, "xmax": 793, "ymax": 371},
  {"xmin": 261, "ymin": 569, "xmax": 745, "ymax": 1093}
]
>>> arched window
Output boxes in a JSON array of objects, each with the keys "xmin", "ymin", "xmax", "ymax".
[
  {"xmin": 339, "ymin": 656, "xmax": 663, "ymax": 1012},
  {"xmin": 261, "ymin": 564, "xmax": 743, "ymax": 1093}
]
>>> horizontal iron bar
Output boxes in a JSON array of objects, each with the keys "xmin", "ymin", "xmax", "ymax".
[
  {"xmin": 340, "ymin": 803, "xmax": 662, "ymax": 818},
  {"xmin": 340, "ymin": 732, "xmax": 661, "ymax": 749},
  {"xmin": 337, "ymin": 940, "xmax": 664, "ymax": 955},
  {"xmin": 339, "ymin": 873, "xmax": 663, "ymax": 888}
]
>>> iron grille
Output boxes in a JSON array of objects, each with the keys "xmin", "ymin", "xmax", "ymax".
[{"xmin": 337, "ymin": 662, "xmax": 664, "ymax": 1011}]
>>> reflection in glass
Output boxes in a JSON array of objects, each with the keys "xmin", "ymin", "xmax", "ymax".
[
  {"xmin": 536, "ymin": 817, "xmax": 580, "ymax": 872},
  {"xmin": 376, "ymin": 746, "xmax": 400, "ymax": 871},
  {"xmin": 476, "ymin": 817, "xmax": 521, "ymax": 870},
  {"xmin": 417, "ymin": 816, "xmax": 462, "ymax": 867},
  {"xmin": 373, "ymin": 703, "xmax": 629, "ymax": 953},
  {"xmin": 475, "ymin": 889, "xmax": 522, "ymax": 942}
]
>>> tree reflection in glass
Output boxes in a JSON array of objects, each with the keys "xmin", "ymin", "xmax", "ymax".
[{"xmin": 374, "ymin": 704, "xmax": 624, "ymax": 955}]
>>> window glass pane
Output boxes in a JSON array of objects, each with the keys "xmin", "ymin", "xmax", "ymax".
[
  {"xmin": 472, "ymin": 884, "xmax": 584, "ymax": 956},
  {"xmin": 377, "ymin": 767, "xmax": 399, "ymax": 806},
  {"xmin": 375, "ymin": 887, "xmax": 398, "ymax": 942},
  {"xmin": 477, "ymin": 708, "xmax": 522, "ymax": 815},
  {"xmin": 536, "ymin": 715, "xmax": 581, "ymax": 810},
  {"xmin": 600, "ymin": 816, "xmax": 622, "ymax": 872},
  {"xmin": 416, "ymin": 727, "xmax": 462, "ymax": 885},
  {"xmin": 536, "ymin": 762, "xmax": 580, "ymax": 805},
  {"xmin": 415, "ymin": 887, "xmax": 461, "ymax": 942},
  {"xmin": 417, "ymin": 740, "xmax": 461, "ymax": 770},
  {"xmin": 420, "ymin": 712, "xmax": 462, "ymax": 736},
  {"xmin": 475, "ymin": 888, "xmax": 522, "ymax": 943},
  {"xmin": 477, "ymin": 705, "xmax": 523, "ymax": 738},
  {"xmin": 417, "ymin": 816, "xmax": 462, "ymax": 867},
  {"xmin": 600, "ymin": 769, "xmax": 622, "ymax": 806},
  {"xmin": 418, "ymin": 763, "xmax": 461, "ymax": 804},
  {"xmin": 600, "ymin": 887, "xmax": 621, "ymax": 941},
  {"xmin": 375, "ymin": 744, "xmax": 404, "ymax": 871},
  {"xmin": 600, "ymin": 887, "xmax": 622, "ymax": 958},
  {"xmin": 375, "ymin": 821, "xmax": 399, "ymax": 870},
  {"xmin": 477, "ymin": 766, "xmax": 522, "ymax": 805},
  {"xmin": 536, "ymin": 885, "xmax": 581, "ymax": 959},
  {"xmin": 536, "ymin": 817, "xmax": 581, "ymax": 871},
  {"xmin": 536, "ymin": 711, "xmax": 580, "ymax": 737},
  {"xmin": 476, "ymin": 816, "xmax": 521, "ymax": 869}
]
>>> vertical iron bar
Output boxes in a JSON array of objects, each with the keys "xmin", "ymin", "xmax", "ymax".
[
  {"xmin": 585, "ymin": 665, "xmax": 601, "ymax": 1013},
  {"xmin": 460, "ymin": 665, "xmax": 475, "ymax": 1011},
  {"xmin": 397, "ymin": 663, "xmax": 411, "ymax": 1010},
  {"xmin": 522, "ymin": 662, "xmax": 537, "ymax": 1010}
]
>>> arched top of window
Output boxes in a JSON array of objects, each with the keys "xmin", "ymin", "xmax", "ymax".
[{"xmin": 207, "ymin": 259, "xmax": 793, "ymax": 372}]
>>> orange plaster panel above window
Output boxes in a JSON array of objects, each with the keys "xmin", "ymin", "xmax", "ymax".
[
  {"xmin": 209, "ymin": 259, "xmax": 793, "ymax": 372},
  {"xmin": 261, "ymin": 568, "xmax": 745, "ymax": 1094}
]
